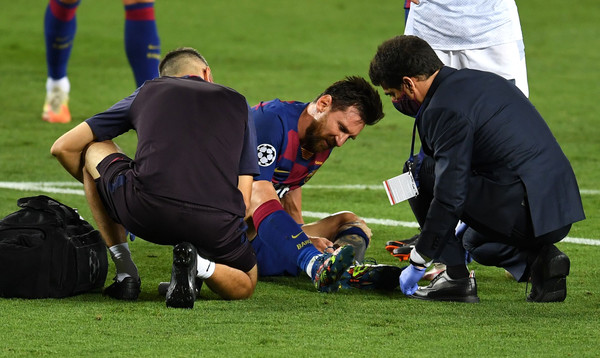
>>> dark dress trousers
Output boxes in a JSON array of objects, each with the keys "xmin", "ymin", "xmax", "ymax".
[{"xmin": 411, "ymin": 67, "xmax": 585, "ymax": 278}]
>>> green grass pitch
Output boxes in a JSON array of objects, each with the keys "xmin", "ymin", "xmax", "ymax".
[{"xmin": 0, "ymin": 0, "xmax": 599, "ymax": 356}]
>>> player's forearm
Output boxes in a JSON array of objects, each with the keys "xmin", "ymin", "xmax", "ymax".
[
  {"xmin": 50, "ymin": 122, "xmax": 95, "ymax": 183},
  {"xmin": 281, "ymin": 188, "xmax": 303, "ymax": 224},
  {"xmin": 238, "ymin": 175, "xmax": 254, "ymax": 219}
]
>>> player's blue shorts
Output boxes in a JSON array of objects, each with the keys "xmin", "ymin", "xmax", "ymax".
[{"xmin": 251, "ymin": 233, "xmax": 300, "ymax": 277}]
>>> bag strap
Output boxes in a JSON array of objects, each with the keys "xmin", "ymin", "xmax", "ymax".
[
  {"xmin": 17, "ymin": 195, "xmax": 81, "ymax": 226},
  {"xmin": 17, "ymin": 195, "xmax": 53, "ymax": 210}
]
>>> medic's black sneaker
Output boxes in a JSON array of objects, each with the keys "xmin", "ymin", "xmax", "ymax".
[
  {"xmin": 103, "ymin": 276, "xmax": 141, "ymax": 301},
  {"xmin": 165, "ymin": 242, "xmax": 198, "ymax": 309}
]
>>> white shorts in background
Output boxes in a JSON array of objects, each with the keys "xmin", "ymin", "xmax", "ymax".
[{"xmin": 434, "ymin": 40, "xmax": 529, "ymax": 98}]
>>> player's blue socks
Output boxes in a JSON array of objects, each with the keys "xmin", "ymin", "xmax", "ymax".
[
  {"xmin": 124, "ymin": 2, "xmax": 161, "ymax": 87},
  {"xmin": 334, "ymin": 226, "xmax": 370, "ymax": 247},
  {"xmin": 44, "ymin": 1, "xmax": 159, "ymax": 87},
  {"xmin": 44, "ymin": 0, "xmax": 80, "ymax": 80},
  {"xmin": 253, "ymin": 200, "xmax": 321, "ymax": 277}
]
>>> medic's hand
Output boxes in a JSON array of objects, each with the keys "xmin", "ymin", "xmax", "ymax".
[{"xmin": 399, "ymin": 264, "xmax": 426, "ymax": 295}]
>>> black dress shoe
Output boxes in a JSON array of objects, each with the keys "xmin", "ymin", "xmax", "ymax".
[
  {"xmin": 103, "ymin": 276, "xmax": 141, "ymax": 301},
  {"xmin": 411, "ymin": 271, "xmax": 480, "ymax": 303},
  {"xmin": 527, "ymin": 244, "xmax": 570, "ymax": 302},
  {"xmin": 165, "ymin": 242, "xmax": 198, "ymax": 309},
  {"xmin": 158, "ymin": 277, "xmax": 203, "ymax": 297}
]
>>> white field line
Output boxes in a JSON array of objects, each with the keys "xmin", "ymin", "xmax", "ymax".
[
  {"xmin": 1, "ymin": 181, "xmax": 598, "ymax": 246},
  {"xmin": 0, "ymin": 181, "xmax": 85, "ymax": 195},
  {"xmin": 303, "ymin": 184, "xmax": 600, "ymax": 196}
]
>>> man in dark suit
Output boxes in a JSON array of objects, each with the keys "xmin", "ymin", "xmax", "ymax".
[{"xmin": 369, "ymin": 35, "xmax": 585, "ymax": 303}]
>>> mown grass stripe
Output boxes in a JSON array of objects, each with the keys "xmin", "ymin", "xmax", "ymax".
[{"xmin": 1, "ymin": 181, "xmax": 596, "ymax": 244}]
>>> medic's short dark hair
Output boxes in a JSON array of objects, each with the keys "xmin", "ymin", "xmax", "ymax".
[{"xmin": 369, "ymin": 35, "xmax": 443, "ymax": 89}]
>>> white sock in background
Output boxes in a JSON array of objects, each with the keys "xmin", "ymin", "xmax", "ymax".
[{"xmin": 46, "ymin": 76, "xmax": 70, "ymax": 94}]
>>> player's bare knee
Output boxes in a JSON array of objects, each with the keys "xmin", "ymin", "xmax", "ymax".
[
  {"xmin": 325, "ymin": 211, "xmax": 360, "ymax": 229},
  {"xmin": 239, "ymin": 266, "xmax": 258, "ymax": 299},
  {"xmin": 50, "ymin": 139, "xmax": 66, "ymax": 158},
  {"xmin": 226, "ymin": 281, "xmax": 256, "ymax": 300},
  {"xmin": 335, "ymin": 211, "xmax": 358, "ymax": 222},
  {"xmin": 84, "ymin": 141, "xmax": 121, "ymax": 174},
  {"xmin": 338, "ymin": 217, "xmax": 371, "ymax": 239},
  {"xmin": 238, "ymin": 283, "xmax": 256, "ymax": 300},
  {"xmin": 342, "ymin": 211, "xmax": 360, "ymax": 223}
]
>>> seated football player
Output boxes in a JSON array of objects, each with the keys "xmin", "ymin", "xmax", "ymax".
[{"xmin": 246, "ymin": 76, "xmax": 401, "ymax": 292}]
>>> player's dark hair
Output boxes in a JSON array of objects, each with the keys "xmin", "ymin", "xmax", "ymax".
[
  {"xmin": 317, "ymin": 76, "xmax": 384, "ymax": 125},
  {"xmin": 369, "ymin": 35, "xmax": 443, "ymax": 89},
  {"xmin": 159, "ymin": 47, "xmax": 209, "ymax": 76}
]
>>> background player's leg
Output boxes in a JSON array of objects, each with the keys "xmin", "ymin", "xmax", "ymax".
[
  {"xmin": 43, "ymin": 0, "xmax": 80, "ymax": 123},
  {"xmin": 123, "ymin": 0, "xmax": 160, "ymax": 87}
]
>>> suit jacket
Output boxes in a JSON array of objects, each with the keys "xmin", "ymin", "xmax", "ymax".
[{"xmin": 415, "ymin": 67, "xmax": 585, "ymax": 259}]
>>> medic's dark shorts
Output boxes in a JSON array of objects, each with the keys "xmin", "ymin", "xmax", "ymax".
[{"xmin": 95, "ymin": 153, "xmax": 256, "ymax": 272}]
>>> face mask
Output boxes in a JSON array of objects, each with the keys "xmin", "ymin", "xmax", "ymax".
[{"xmin": 392, "ymin": 94, "xmax": 421, "ymax": 117}]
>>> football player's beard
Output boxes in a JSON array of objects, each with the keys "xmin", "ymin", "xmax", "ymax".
[
  {"xmin": 302, "ymin": 121, "xmax": 333, "ymax": 153},
  {"xmin": 302, "ymin": 134, "xmax": 333, "ymax": 153}
]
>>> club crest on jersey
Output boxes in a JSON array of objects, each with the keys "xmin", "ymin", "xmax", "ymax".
[{"xmin": 257, "ymin": 144, "xmax": 276, "ymax": 167}]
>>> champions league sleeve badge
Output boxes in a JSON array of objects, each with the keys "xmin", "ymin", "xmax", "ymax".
[{"xmin": 257, "ymin": 143, "xmax": 276, "ymax": 167}]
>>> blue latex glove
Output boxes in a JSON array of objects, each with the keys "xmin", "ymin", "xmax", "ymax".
[
  {"xmin": 454, "ymin": 222, "xmax": 473, "ymax": 264},
  {"xmin": 455, "ymin": 222, "xmax": 468, "ymax": 239},
  {"xmin": 399, "ymin": 264, "xmax": 426, "ymax": 295},
  {"xmin": 125, "ymin": 230, "xmax": 136, "ymax": 242}
]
